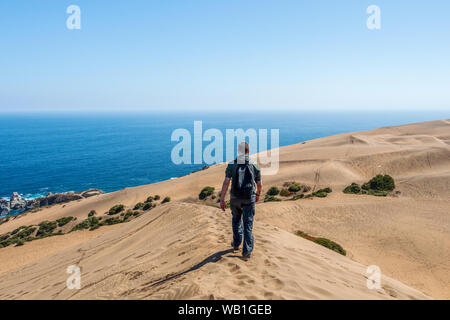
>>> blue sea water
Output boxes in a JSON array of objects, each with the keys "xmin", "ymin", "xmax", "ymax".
[{"xmin": 0, "ymin": 111, "xmax": 448, "ymax": 199}]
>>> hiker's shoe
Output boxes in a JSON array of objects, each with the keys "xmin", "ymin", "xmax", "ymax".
[
  {"xmin": 231, "ymin": 241, "xmax": 239, "ymax": 251},
  {"xmin": 241, "ymin": 253, "xmax": 251, "ymax": 261}
]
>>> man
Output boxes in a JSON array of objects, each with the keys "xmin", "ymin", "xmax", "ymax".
[{"xmin": 220, "ymin": 142, "xmax": 262, "ymax": 260}]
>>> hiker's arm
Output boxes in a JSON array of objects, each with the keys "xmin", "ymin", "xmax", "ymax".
[
  {"xmin": 220, "ymin": 178, "xmax": 231, "ymax": 211},
  {"xmin": 256, "ymin": 181, "xmax": 262, "ymax": 202}
]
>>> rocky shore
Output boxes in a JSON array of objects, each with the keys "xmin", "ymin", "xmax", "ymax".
[{"xmin": 0, "ymin": 189, "xmax": 104, "ymax": 217}]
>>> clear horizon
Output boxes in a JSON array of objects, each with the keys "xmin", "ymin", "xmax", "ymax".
[{"xmin": 1, "ymin": 1, "xmax": 449, "ymax": 112}]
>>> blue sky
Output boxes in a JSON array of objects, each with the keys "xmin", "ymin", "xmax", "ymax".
[{"xmin": 0, "ymin": 0, "xmax": 449, "ymax": 112}]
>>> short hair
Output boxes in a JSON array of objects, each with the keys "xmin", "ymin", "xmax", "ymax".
[{"xmin": 238, "ymin": 142, "xmax": 250, "ymax": 154}]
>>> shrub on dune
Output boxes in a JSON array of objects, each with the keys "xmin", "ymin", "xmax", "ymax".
[
  {"xmin": 279, "ymin": 189, "xmax": 292, "ymax": 197},
  {"xmin": 88, "ymin": 210, "xmax": 96, "ymax": 217},
  {"xmin": 295, "ymin": 230, "xmax": 346, "ymax": 256},
  {"xmin": 264, "ymin": 195, "xmax": 282, "ymax": 202},
  {"xmin": 267, "ymin": 186, "xmax": 280, "ymax": 196},
  {"xmin": 344, "ymin": 175, "xmax": 395, "ymax": 197},
  {"xmin": 314, "ymin": 238, "xmax": 346, "ymax": 256},
  {"xmin": 343, "ymin": 183, "xmax": 361, "ymax": 194},
  {"xmin": 154, "ymin": 195, "xmax": 160, "ymax": 200},
  {"xmin": 368, "ymin": 175, "xmax": 395, "ymax": 191},
  {"xmin": 56, "ymin": 216, "xmax": 74, "ymax": 227},
  {"xmin": 291, "ymin": 194, "xmax": 304, "ymax": 201},
  {"xmin": 108, "ymin": 204, "xmax": 125, "ymax": 215},
  {"xmin": 36, "ymin": 221, "xmax": 57, "ymax": 237},
  {"xmin": 368, "ymin": 190, "xmax": 388, "ymax": 197},
  {"xmin": 142, "ymin": 202, "xmax": 154, "ymax": 211},
  {"xmin": 134, "ymin": 202, "xmax": 144, "ymax": 210},
  {"xmin": 102, "ymin": 217, "xmax": 122, "ymax": 225},
  {"xmin": 199, "ymin": 186, "xmax": 215, "ymax": 200},
  {"xmin": 162, "ymin": 197, "xmax": 171, "ymax": 203},
  {"xmin": 312, "ymin": 191, "xmax": 328, "ymax": 198},
  {"xmin": 288, "ymin": 184, "xmax": 302, "ymax": 193}
]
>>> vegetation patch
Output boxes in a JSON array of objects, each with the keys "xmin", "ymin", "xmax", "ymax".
[
  {"xmin": 290, "ymin": 194, "xmax": 304, "ymax": 201},
  {"xmin": 279, "ymin": 189, "xmax": 292, "ymax": 197},
  {"xmin": 134, "ymin": 202, "xmax": 144, "ymax": 210},
  {"xmin": 295, "ymin": 231, "xmax": 346, "ymax": 256},
  {"xmin": 108, "ymin": 204, "xmax": 125, "ymax": 215},
  {"xmin": 88, "ymin": 210, "xmax": 96, "ymax": 217},
  {"xmin": 56, "ymin": 216, "xmax": 74, "ymax": 227},
  {"xmin": 288, "ymin": 184, "xmax": 302, "ymax": 193},
  {"xmin": 343, "ymin": 183, "xmax": 361, "ymax": 194},
  {"xmin": 143, "ymin": 202, "xmax": 156, "ymax": 211},
  {"xmin": 267, "ymin": 186, "xmax": 280, "ymax": 196},
  {"xmin": 343, "ymin": 175, "xmax": 395, "ymax": 197},
  {"xmin": 264, "ymin": 195, "xmax": 282, "ymax": 202},
  {"xmin": 199, "ymin": 186, "xmax": 215, "ymax": 200},
  {"xmin": 162, "ymin": 197, "xmax": 171, "ymax": 203},
  {"xmin": 36, "ymin": 221, "xmax": 57, "ymax": 237}
]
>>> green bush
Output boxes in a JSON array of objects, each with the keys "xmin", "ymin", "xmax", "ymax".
[
  {"xmin": 199, "ymin": 186, "xmax": 215, "ymax": 200},
  {"xmin": 134, "ymin": 202, "xmax": 144, "ymax": 210},
  {"xmin": 142, "ymin": 202, "xmax": 155, "ymax": 211},
  {"xmin": 88, "ymin": 210, "xmax": 96, "ymax": 217},
  {"xmin": 102, "ymin": 217, "xmax": 122, "ymax": 225},
  {"xmin": 267, "ymin": 186, "xmax": 280, "ymax": 196},
  {"xmin": 162, "ymin": 197, "xmax": 171, "ymax": 203},
  {"xmin": 264, "ymin": 195, "xmax": 282, "ymax": 202},
  {"xmin": 154, "ymin": 195, "xmax": 160, "ymax": 200},
  {"xmin": 312, "ymin": 191, "xmax": 328, "ymax": 198},
  {"xmin": 368, "ymin": 190, "xmax": 388, "ymax": 197},
  {"xmin": 279, "ymin": 189, "xmax": 292, "ymax": 197},
  {"xmin": 362, "ymin": 183, "xmax": 370, "ymax": 191},
  {"xmin": 15, "ymin": 240, "xmax": 25, "ymax": 247},
  {"xmin": 320, "ymin": 187, "xmax": 332, "ymax": 193},
  {"xmin": 71, "ymin": 216, "xmax": 99, "ymax": 232},
  {"xmin": 295, "ymin": 231, "xmax": 346, "ymax": 256},
  {"xmin": 288, "ymin": 184, "xmax": 302, "ymax": 193},
  {"xmin": 16, "ymin": 227, "xmax": 36, "ymax": 239},
  {"xmin": 343, "ymin": 183, "xmax": 361, "ymax": 194},
  {"xmin": 368, "ymin": 175, "xmax": 395, "ymax": 191},
  {"xmin": 291, "ymin": 194, "xmax": 304, "ymax": 201},
  {"xmin": 314, "ymin": 238, "xmax": 346, "ymax": 256},
  {"xmin": 108, "ymin": 204, "xmax": 125, "ymax": 215},
  {"xmin": 36, "ymin": 221, "xmax": 57, "ymax": 237},
  {"xmin": 146, "ymin": 196, "xmax": 154, "ymax": 203},
  {"xmin": 123, "ymin": 210, "xmax": 134, "ymax": 221},
  {"xmin": 11, "ymin": 226, "xmax": 27, "ymax": 235},
  {"xmin": 56, "ymin": 216, "xmax": 74, "ymax": 227}
]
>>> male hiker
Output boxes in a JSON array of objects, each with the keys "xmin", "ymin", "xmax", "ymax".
[{"xmin": 220, "ymin": 142, "xmax": 262, "ymax": 260}]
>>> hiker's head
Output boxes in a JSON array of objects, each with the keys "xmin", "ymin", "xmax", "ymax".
[{"xmin": 238, "ymin": 142, "xmax": 250, "ymax": 155}]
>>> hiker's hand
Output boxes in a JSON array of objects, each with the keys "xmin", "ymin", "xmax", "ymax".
[
  {"xmin": 220, "ymin": 200, "xmax": 226, "ymax": 211},
  {"xmin": 255, "ymin": 194, "xmax": 260, "ymax": 203}
]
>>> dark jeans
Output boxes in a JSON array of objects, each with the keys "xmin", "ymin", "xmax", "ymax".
[{"xmin": 230, "ymin": 196, "xmax": 255, "ymax": 257}]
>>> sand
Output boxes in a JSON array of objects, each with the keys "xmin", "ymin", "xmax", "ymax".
[{"xmin": 0, "ymin": 119, "xmax": 448, "ymax": 299}]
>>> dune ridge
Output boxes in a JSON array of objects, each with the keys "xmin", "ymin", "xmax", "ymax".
[{"xmin": 0, "ymin": 119, "xmax": 448, "ymax": 299}]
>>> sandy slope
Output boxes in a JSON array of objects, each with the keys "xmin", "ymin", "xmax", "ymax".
[{"xmin": 0, "ymin": 119, "xmax": 448, "ymax": 299}]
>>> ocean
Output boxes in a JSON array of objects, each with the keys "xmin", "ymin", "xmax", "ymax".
[{"xmin": 0, "ymin": 111, "xmax": 448, "ymax": 200}]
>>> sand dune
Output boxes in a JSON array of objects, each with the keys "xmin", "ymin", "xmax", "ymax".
[{"xmin": 0, "ymin": 119, "xmax": 448, "ymax": 299}]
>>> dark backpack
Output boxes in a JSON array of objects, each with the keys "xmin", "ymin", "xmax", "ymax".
[{"xmin": 231, "ymin": 159, "xmax": 255, "ymax": 199}]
